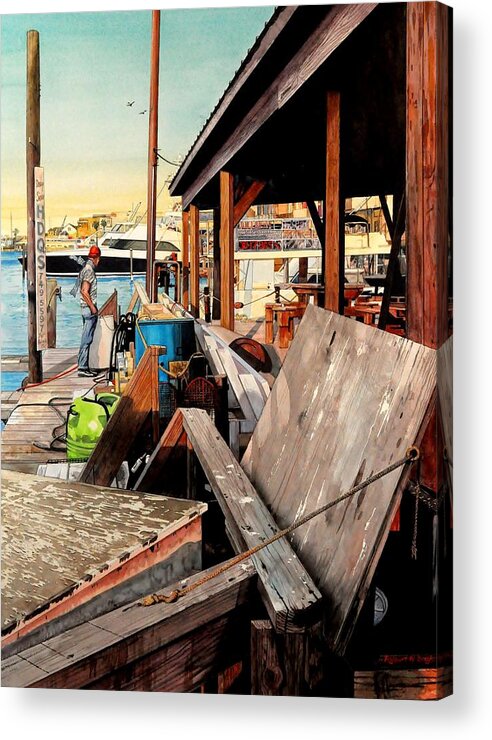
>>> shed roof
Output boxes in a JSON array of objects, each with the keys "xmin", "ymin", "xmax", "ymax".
[
  {"xmin": 170, "ymin": 2, "xmax": 406, "ymax": 210},
  {"xmin": 1, "ymin": 470, "xmax": 206, "ymax": 633}
]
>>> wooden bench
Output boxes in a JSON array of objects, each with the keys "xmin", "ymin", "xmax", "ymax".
[{"xmin": 264, "ymin": 302, "xmax": 306, "ymax": 348}]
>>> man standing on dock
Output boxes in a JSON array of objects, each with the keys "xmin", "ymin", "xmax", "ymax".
[{"xmin": 77, "ymin": 245, "xmax": 101, "ymax": 377}]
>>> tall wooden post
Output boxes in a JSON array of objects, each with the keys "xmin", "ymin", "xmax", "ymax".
[
  {"xmin": 189, "ymin": 204, "xmax": 200, "ymax": 318},
  {"xmin": 26, "ymin": 30, "xmax": 42, "ymax": 382},
  {"xmin": 220, "ymin": 171, "xmax": 234, "ymax": 330},
  {"xmin": 212, "ymin": 207, "xmax": 221, "ymax": 320},
  {"xmin": 324, "ymin": 91, "xmax": 344, "ymax": 314},
  {"xmin": 406, "ymin": 1, "xmax": 449, "ymax": 349},
  {"xmin": 181, "ymin": 208, "xmax": 190, "ymax": 308},
  {"xmin": 146, "ymin": 10, "xmax": 160, "ymax": 302},
  {"xmin": 406, "ymin": 2, "xmax": 450, "ymax": 492}
]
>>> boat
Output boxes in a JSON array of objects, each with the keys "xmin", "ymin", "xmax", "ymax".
[
  {"xmin": 228, "ymin": 214, "xmax": 393, "ymax": 317},
  {"xmin": 17, "ymin": 213, "xmax": 182, "ymax": 277}
]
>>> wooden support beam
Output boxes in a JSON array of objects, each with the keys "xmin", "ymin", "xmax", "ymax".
[
  {"xmin": 251, "ymin": 619, "xmax": 327, "ymax": 696},
  {"xmin": 181, "ymin": 208, "xmax": 190, "ymax": 309},
  {"xmin": 378, "ymin": 192, "xmax": 405, "ymax": 331},
  {"xmin": 2, "ymin": 559, "xmax": 256, "ymax": 690},
  {"xmin": 180, "ymin": 408, "xmax": 322, "ymax": 632},
  {"xmin": 80, "ymin": 346, "xmax": 160, "ymax": 487},
  {"xmin": 406, "ymin": 1, "xmax": 450, "ymax": 349},
  {"xmin": 233, "ymin": 179, "xmax": 266, "ymax": 226},
  {"xmin": 323, "ymin": 91, "xmax": 344, "ymax": 314},
  {"xmin": 220, "ymin": 171, "xmax": 235, "ymax": 330},
  {"xmin": 307, "ymin": 199, "xmax": 325, "ymax": 283},
  {"xmin": 212, "ymin": 207, "xmax": 221, "ymax": 320},
  {"xmin": 189, "ymin": 204, "xmax": 200, "ymax": 318}
]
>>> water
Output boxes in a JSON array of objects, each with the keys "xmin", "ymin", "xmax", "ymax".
[{"xmin": 0, "ymin": 250, "xmax": 146, "ymax": 388}]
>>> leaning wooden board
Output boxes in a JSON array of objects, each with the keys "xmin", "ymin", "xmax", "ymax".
[{"xmin": 242, "ymin": 305, "xmax": 436, "ymax": 653}]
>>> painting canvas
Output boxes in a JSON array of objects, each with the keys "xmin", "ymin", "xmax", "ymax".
[{"xmin": 1, "ymin": 1, "xmax": 453, "ymax": 703}]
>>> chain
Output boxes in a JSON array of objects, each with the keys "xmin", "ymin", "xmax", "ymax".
[
  {"xmin": 407, "ymin": 481, "xmax": 447, "ymax": 513},
  {"xmin": 138, "ymin": 447, "xmax": 420, "ymax": 607},
  {"xmin": 411, "ymin": 481, "xmax": 420, "ymax": 560}
]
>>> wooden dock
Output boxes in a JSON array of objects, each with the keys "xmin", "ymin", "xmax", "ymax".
[{"xmin": 1, "ymin": 347, "xmax": 97, "ymax": 473}]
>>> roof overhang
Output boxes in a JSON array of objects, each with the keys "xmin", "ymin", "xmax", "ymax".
[{"xmin": 170, "ymin": 3, "xmax": 407, "ymax": 211}]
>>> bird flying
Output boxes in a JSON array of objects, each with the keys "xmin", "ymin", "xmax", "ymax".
[
  {"xmin": 139, "ymin": 110, "xmax": 147, "ymax": 115},
  {"xmin": 126, "ymin": 101, "xmax": 135, "ymax": 106}
]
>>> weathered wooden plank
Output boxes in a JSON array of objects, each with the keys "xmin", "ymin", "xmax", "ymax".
[
  {"xmin": 181, "ymin": 408, "xmax": 322, "ymax": 632},
  {"xmin": 180, "ymin": 3, "xmax": 377, "ymax": 209},
  {"xmin": 205, "ymin": 325, "xmax": 271, "ymax": 400},
  {"xmin": 354, "ymin": 666, "xmax": 453, "ymax": 700},
  {"xmin": 215, "ymin": 343, "xmax": 255, "ymax": 421},
  {"xmin": 242, "ymin": 305, "xmax": 436, "ymax": 653},
  {"xmin": 2, "ymin": 559, "xmax": 256, "ymax": 689},
  {"xmin": 238, "ymin": 372, "xmax": 264, "ymax": 421},
  {"xmin": 79, "ymin": 346, "xmax": 159, "ymax": 487},
  {"xmin": 220, "ymin": 170, "xmax": 235, "ymax": 330},
  {"xmin": 134, "ymin": 281, "xmax": 151, "ymax": 306}
]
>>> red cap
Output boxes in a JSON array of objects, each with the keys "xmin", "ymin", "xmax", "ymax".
[{"xmin": 88, "ymin": 245, "xmax": 101, "ymax": 258}]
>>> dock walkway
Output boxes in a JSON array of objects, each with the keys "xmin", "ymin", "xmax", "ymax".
[{"xmin": 1, "ymin": 348, "xmax": 97, "ymax": 473}]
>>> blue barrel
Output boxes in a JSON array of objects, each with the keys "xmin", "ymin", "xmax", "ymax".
[{"xmin": 135, "ymin": 318, "xmax": 196, "ymax": 381}]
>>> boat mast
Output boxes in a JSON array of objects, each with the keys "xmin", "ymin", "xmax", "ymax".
[{"xmin": 146, "ymin": 10, "xmax": 160, "ymax": 301}]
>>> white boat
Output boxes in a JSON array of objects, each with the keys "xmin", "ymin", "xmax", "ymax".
[{"xmin": 17, "ymin": 214, "xmax": 182, "ymax": 277}]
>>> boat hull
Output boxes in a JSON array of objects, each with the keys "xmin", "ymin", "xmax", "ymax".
[{"xmin": 18, "ymin": 253, "xmax": 150, "ymax": 277}]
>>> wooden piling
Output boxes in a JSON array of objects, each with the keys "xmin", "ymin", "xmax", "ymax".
[
  {"xmin": 146, "ymin": 10, "xmax": 160, "ymax": 302},
  {"xmin": 26, "ymin": 29, "xmax": 42, "ymax": 383}
]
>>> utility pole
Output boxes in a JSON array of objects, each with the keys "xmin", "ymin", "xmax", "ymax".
[
  {"xmin": 146, "ymin": 10, "xmax": 160, "ymax": 301},
  {"xmin": 26, "ymin": 29, "xmax": 42, "ymax": 382}
]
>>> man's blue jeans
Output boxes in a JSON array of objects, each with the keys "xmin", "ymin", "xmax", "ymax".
[{"xmin": 78, "ymin": 307, "xmax": 97, "ymax": 369}]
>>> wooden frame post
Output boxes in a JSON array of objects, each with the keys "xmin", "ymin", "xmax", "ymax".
[
  {"xmin": 212, "ymin": 207, "xmax": 221, "ymax": 320},
  {"xmin": 26, "ymin": 30, "xmax": 42, "ymax": 382},
  {"xmin": 181, "ymin": 208, "xmax": 190, "ymax": 308},
  {"xmin": 406, "ymin": 2, "xmax": 450, "ymax": 493},
  {"xmin": 220, "ymin": 171, "xmax": 234, "ymax": 330},
  {"xmin": 189, "ymin": 204, "xmax": 200, "ymax": 317},
  {"xmin": 406, "ymin": 1, "xmax": 449, "ymax": 349},
  {"xmin": 324, "ymin": 91, "xmax": 344, "ymax": 314}
]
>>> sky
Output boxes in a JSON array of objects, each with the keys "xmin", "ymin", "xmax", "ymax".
[{"xmin": 0, "ymin": 2, "xmax": 274, "ymax": 234}]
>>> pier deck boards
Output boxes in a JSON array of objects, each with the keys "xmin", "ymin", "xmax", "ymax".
[{"xmin": 1, "ymin": 347, "xmax": 94, "ymax": 468}]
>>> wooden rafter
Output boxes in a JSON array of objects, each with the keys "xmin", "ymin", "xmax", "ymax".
[{"xmin": 233, "ymin": 179, "xmax": 266, "ymax": 226}]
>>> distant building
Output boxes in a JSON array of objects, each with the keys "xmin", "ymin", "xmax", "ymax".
[{"xmin": 76, "ymin": 213, "xmax": 116, "ymax": 238}]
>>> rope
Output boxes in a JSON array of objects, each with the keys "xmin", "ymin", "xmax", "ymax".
[
  {"xmin": 135, "ymin": 318, "xmax": 204, "ymax": 379},
  {"xmin": 139, "ymin": 447, "xmax": 420, "ymax": 607},
  {"xmin": 17, "ymin": 364, "xmax": 78, "ymax": 391}
]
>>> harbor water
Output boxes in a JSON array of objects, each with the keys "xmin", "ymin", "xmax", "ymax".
[{"xmin": 0, "ymin": 251, "xmax": 145, "ymax": 390}]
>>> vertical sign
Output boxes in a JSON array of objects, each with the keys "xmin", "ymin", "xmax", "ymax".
[{"xmin": 34, "ymin": 166, "xmax": 48, "ymax": 350}]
